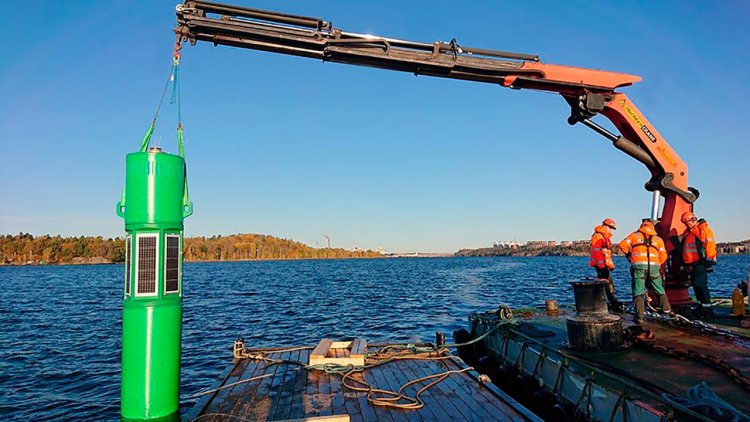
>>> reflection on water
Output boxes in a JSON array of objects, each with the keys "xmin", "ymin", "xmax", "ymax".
[{"xmin": 1, "ymin": 255, "xmax": 747, "ymax": 420}]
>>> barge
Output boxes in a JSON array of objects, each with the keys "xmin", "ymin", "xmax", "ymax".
[
  {"xmin": 187, "ymin": 338, "xmax": 541, "ymax": 421},
  {"xmin": 454, "ymin": 282, "xmax": 750, "ymax": 421}
]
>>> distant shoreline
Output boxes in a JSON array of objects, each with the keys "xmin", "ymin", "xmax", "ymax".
[
  {"xmin": 3, "ymin": 232, "xmax": 747, "ymax": 266},
  {"xmin": 0, "ymin": 255, "xmax": 387, "ymax": 267},
  {"xmin": 4, "ymin": 252, "xmax": 749, "ymax": 268}
]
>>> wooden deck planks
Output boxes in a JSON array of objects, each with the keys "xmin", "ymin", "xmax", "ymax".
[
  {"xmin": 412, "ymin": 358, "xmax": 485, "ymax": 421},
  {"xmin": 368, "ymin": 362, "xmax": 410, "ymax": 422},
  {"xmin": 316, "ymin": 351, "xmax": 334, "ymax": 418},
  {"xmin": 207, "ymin": 358, "xmax": 251, "ymax": 417},
  {"xmin": 270, "ymin": 349, "xmax": 304, "ymax": 421},
  {"xmin": 379, "ymin": 359, "xmax": 427, "ymax": 422},
  {"xmin": 349, "ymin": 372, "xmax": 379, "ymax": 422},
  {"xmin": 241, "ymin": 350, "xmax": 287, "ymax": 420},
  {"xmin": 430, "ymin": 360, "xmax": 499, "ymax": 421},
  {"xmin": 287, "ymin": 349, "xmax": 312, "ymax": 420},
  {"xmin": 261, "ymin": 350, "xmax": 292, "ymax": 420},
  {"xmin": 333, "ymin": 349, "xmax": 363, "ymax": 422},
  {"xmin": 228, "ymin": 355, "xmax": 272, "ymax": 418},
  {"xmin": 393, "ymin": 357, "xmax": 443, "ymax": 421},
  {"xmin": 408, "ymin": 360, "xmax": 464, "ymax": 420},
  {"xmin": 328, "ymin": 349, "xmax": 352, "ymax": 420},
  {"xmin": 195, "ymin": 345, "xmax": 535, "ymax": 422},
  {"xmin": 304, "ymin": 350, "xmax": 326, "ymax": 419}
]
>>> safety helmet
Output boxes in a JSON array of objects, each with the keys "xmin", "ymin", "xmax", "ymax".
[
  {"xmin": 602, "ymin": 218, "xmax": 616, "ymax": 230},
  {"xmin": 680, "ymin": 212, "xmax": 697, "ymax": 225},
  {"xmin": 639, "ymin": 221, "xmax": 657, "ymax": 236}
]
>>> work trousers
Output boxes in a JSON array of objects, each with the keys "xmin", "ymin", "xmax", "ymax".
[
  {"xmin": 690, "ymin": 263, "xmax": 712, "ymax": 305},
  {"xmin": 631, "ymin": 264, "xmax": 671, "ymax": 320},
  {"xmin": 595, "ymin": 267, "xmax": 620, "ymax": 307},
  {"xmin": 630, "ymin": 264, "xmax": 666, "ymax": 296}
]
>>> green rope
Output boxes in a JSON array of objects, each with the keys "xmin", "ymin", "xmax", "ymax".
[
  {"xmin": 132, "ymin": 57, "xmax": 192, "ymax": 216},
  {"xmin": 173, "ymin": 62, "xmax": 192, "ymax": 217},
  {"xmin": 140, "ymin": 62, "xmax": 175, "ymax": 152},
  {"xmin": 171, "ymin": 61, "xmax": 182, "ymax": 126},
  {"xmin": 138, "ymin": 123, "xmax": 156, "ymax": 153}
]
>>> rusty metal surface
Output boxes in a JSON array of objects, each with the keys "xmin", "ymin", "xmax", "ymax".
[{"xmin": 516, "ymin": 304, "xmax": 750, "ymax": 415}]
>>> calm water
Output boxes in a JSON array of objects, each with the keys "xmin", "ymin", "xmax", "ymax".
[{"xmin": 1, "ymin": 256, "xmax": 748, "ymax": 420}]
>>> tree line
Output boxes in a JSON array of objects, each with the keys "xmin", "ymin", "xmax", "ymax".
[
  {"xmin": 0, "ymin": 233, "xmax": 381, "ymax": 265},
  {"xmin": 183, "ymin": 234, "xmax": 380, "ymax": 261}
]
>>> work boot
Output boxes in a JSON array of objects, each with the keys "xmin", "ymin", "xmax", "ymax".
[
  {"xmin": 608, "ymin": 300, "xmax": 624, "ymax": 313},
  {"xmin": 701, "ymin": 306, "xmax": 714, "ymax": 319},
  {"xmin": 634, "ymin": 295, "xmax": 646, "ymax": 324},
  {"xmin": 657, "ymin": 294, "xmax": 672, "ymax": 314}
]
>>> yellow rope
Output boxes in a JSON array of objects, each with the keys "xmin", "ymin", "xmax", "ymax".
[
  {"xmin": 231, "ymin": 343, "xmax": 479, "ymax": 411},
  {"xmin": 333, "ymin": 347, "xmax": 474, "ymax": 410},
  {"xmin": 190, "ymin": 374, "xmax": 273, "ymax": 398}
]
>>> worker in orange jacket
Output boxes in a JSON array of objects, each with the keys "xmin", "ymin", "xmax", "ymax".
[
  {"xmin": 589, "ymin": 218, "xmax": 622, "ymax": 311},
  {"xmin": 619, "ymin": 220, "xmax": 672, "ymax": 324},
  {"xmin": 680, "ymin": 212, "xmax": 717, "ymax": 317}
]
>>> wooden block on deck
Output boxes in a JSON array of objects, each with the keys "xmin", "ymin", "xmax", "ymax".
[
  {"xmin": 310, "ymin": 338, "xmax": 334, "ymax": 362},
  {"xmin": 309, "ymin": 338, "xmax": 365, "ymax": 367},
  {"xmin": 350, "ymin": 338, "xmax": 366, "ymax": 360}
]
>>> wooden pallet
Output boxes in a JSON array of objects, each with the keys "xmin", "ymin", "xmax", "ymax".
[{"xmin": 308, "ymin": 338, "xmax": 366, "ymax": 367}]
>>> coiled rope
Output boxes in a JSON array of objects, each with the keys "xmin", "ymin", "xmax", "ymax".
[
  {"xmin": 208, "ymin": 341, "xmax": 481, "ymax": 411},
  {"xmin": 195, "ymin": 322, "xmax": 513, "ymax": 409}
]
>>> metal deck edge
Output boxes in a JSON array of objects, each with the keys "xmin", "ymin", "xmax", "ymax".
[
  {"xmin": 183, "ymin": 358, "xmax": 240, "ymax": 421},
  {"xmin": 448, "ymin": 356, "xmax": 543, "ymax": 422}
]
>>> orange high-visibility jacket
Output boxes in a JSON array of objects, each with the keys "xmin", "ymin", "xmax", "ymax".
[
  {"xmin": 682, "ymin": 222, "xmax": 717, "ymax": 264},
  {"xmin": 701, "ymin": 222, "xmax": 717, "ymax": 261},
  {"xmin": 589, "ymin": 225, "xmax": 615, "ymax": 269},
  {"xmin": 619, "ymin": 230, "xmax": 667, "ymax": 266}
]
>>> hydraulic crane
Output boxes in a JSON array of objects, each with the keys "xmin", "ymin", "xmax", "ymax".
[{"xmin": 174, "ymin": 1, "xmax": 700, "ymax": 302}]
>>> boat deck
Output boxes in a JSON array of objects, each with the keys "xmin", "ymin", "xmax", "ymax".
[
  {"xmin": 523, "ymin": 306, "xmax": 750, "ymax": 413},
  {"xmin": 187, "ymin": 343, "xmax": 541, "ymax": 421},
  {"xmin": 469, "ymin": 302, "xmax": 750, "ymax": 421}
]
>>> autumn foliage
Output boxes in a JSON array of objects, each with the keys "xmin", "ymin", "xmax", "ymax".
[
  {"xmin": 1, "ymin": 233, "xmax": 380, "ymax": 265},
  {"xmin": 183, "ymin": 234, "xmax": 380, "ymax": 261}
]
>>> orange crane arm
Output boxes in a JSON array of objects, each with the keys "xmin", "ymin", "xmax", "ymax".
[{"xmin": 174, "ymin": 0, "xmax": 698, "ymax": 246}]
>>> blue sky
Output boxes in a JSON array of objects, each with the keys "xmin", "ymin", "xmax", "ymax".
[{"xmin": 1, "ymin": 1, "xmax": 749, "ymax": 253}]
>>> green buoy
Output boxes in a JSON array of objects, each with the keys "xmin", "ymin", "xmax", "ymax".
[{"xmin": 117, "ymin": 119, "xmax": 192, "ymax": 419}]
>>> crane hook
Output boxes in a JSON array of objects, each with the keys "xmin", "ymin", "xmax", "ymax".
[{"xmin": 173, "ymin": 36, "xmax": 183, "ymax": 65}]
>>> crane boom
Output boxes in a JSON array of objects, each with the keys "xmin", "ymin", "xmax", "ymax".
[{"xmin": 174, "ymin": 1, "xmax": 699, "ymax": 291}]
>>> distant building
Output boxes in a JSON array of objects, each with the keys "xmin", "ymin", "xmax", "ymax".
[
  {"xmin": 526, "ymin": 241, "xmax": 547, "ymax": 249},
  {"xmin": 493, "ymin": 241, "xmax": 523, "ymax": 249},
  {"xmin": 495, "ymin": 239, "xmax": 592, "ymax": 249},
  {"xmin": 720, "ymin": 244, "xmax": 748, "ymax": 254}
]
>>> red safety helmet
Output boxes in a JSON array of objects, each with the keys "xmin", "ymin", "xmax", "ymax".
[
  {"xmin": 602, "ymin": 218, "xmax": 617, "ymax": 230},
  {"xmin": 681, "ymin": 212, "xmax": 697, "ymax": 225}
]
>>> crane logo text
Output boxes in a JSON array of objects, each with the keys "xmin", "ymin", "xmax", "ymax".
[{"xmin": 619, "ymin": 100, "xmax": 657, "ymax": 143}]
